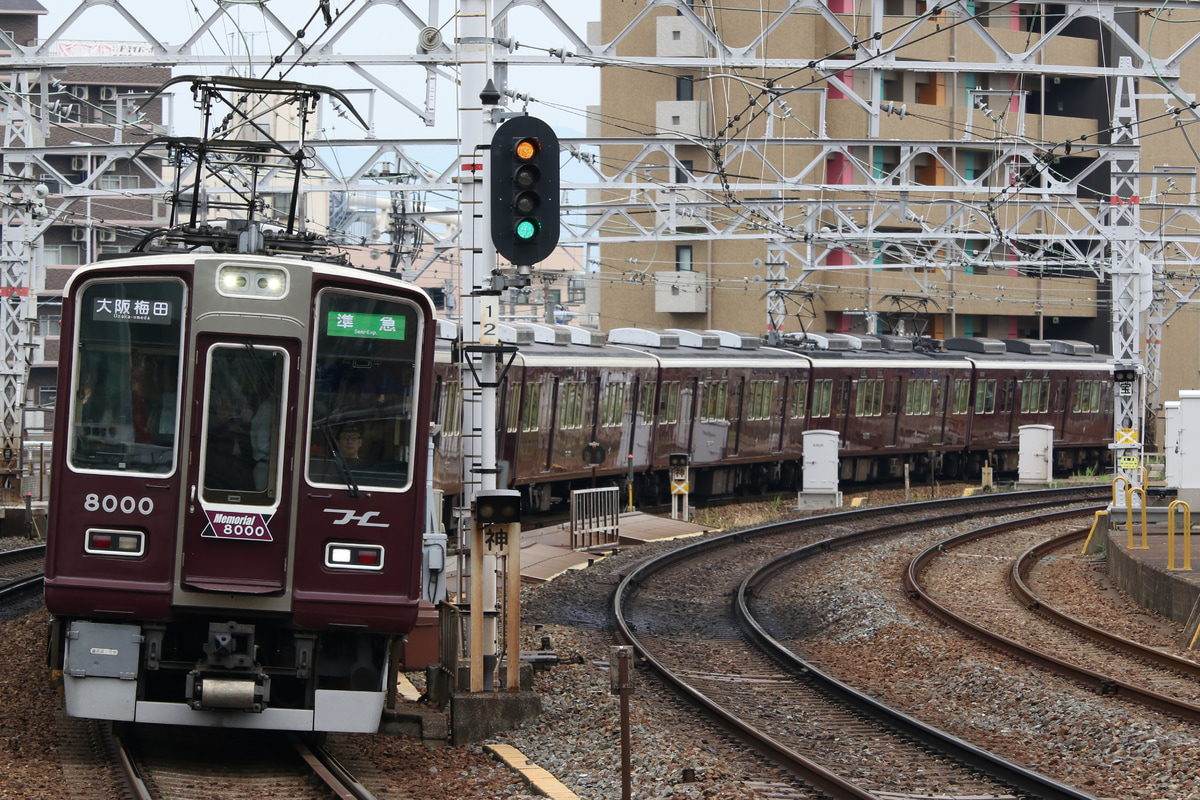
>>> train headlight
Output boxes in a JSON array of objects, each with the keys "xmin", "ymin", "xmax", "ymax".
[
  {"xmin": 324, "ymin": 542, "xmax": 385, "ymax": 571},
  {"xmin": 217, "ymin": 265, "xmax": 289, "ymax": 299}
]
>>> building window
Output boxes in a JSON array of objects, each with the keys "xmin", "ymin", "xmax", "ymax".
[
  {"xmin": 676, "ymin": 76, "xmax": 694, "ymax": 102},
  {"xmin": 100, "ymin": 174, "xmax": 140, "ymax": 191},
  {"xmin": 567, "ymin": 276, "xmax": 586, "ymax": 302},
  {"xmin": 676, "ymin": 159, "xmax": 693, "ymax": 184},
  {"xmin": 43, "ymin": 245, "xmax": 81, "ymax": 266},
  {"xmin": 676, "ymin": 245, "xmax": 693, "ymax": 271},
  {"xmin": 38, "ymin": 386, "xmax": 57, "ymax": 408}
]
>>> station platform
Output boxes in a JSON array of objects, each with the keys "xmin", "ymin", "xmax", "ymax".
[
  {"xmin": 1100, "ymin": 510, "xmax": 1200, "ymax": 646},
  {"xmin": 445, "ymin": 510, "xmax": 715, "ymax": 588}
]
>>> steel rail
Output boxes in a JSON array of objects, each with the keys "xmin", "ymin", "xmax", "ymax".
[
  {"xmin": 738, "ymin": 508, "xmax": 1102, "ymax": 800},
  {"xmin": 613, "ymin": 486, "xmax": 1107, "ymax": 800},
  {"xmin": 290, "ymin": 735, "xmax": 380, "ymax": 800},
  {"xmin": 905, "ymin": 511, "xmax": 1200, "ymax": 725},
  {"xmin": 1011, "ymin": 529, "xmax": 1200, "ymax": 677},
  {"xmin": 108, "ymin": 724, "xmax": 155, "ymax": 800}
]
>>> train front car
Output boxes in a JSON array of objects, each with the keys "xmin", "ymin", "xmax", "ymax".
[{"xmin": 45, "ymin": 254, "xmax": 435, "ymax": 733}]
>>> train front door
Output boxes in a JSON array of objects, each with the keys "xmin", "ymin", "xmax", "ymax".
[{"xmin": 181, "ymin": 337, "xmax": 299, "ymax": 594}]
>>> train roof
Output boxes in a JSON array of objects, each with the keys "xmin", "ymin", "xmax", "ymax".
[{"xmin": 63, "ymin": 251, "xmax": 430, "ymax": 300}]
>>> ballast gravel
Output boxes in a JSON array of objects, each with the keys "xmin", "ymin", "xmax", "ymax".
[{"xmin": 4, "ymin": 485, "xmax": 1196, "ymax": 799}]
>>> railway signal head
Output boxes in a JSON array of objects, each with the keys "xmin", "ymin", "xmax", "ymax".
[
  {"xmin": 1112, "ymin": 367, "xmax": 1138, "ymax": 383},
  {"xmin": 491, "ymin": 115, "xmax": 560, "ymax": 265}
]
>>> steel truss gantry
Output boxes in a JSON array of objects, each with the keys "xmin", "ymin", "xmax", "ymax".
[{"xmin": 4, "ymin": 0, "xmax": 1200, "ymax": 478}]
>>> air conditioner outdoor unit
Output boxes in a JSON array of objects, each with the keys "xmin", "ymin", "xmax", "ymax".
[
  {"xmin": 99, "ymin": 87, "xmax": 117, "ymax": 101},
  {"xmin": 70, "ymin": 156, "xmax": 87, "ymax": 171},
  {"xmin": 98, "ymin": 229, "xmax": 116, "ymax": 243},
  {"xmin": 69, "ymin": 85, "xmax": 87, "ymax": 99},
  {"xmin": 71, "ymin": 227, "xmax": 88, "ymax": 242}
]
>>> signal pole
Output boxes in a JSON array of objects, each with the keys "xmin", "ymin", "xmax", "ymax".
[{"xmin": 458, "ymin": 0, "xmax": 503, "ymax": 693}]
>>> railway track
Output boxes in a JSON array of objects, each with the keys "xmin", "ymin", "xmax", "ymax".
[
  {"xmin": 614, "ymin": 487, "xmax": 1107, "ymax": 800},
  {"xmin": 0, "ymin": 543, "xmax": 45, "ymax": 611},
  {"xmin": 908, "ymin": 518, "xmax": 1200, "ymax": 722},
  {"xmin": 108, "ymin": 724, "xmax": 381, "ymax": 800}
]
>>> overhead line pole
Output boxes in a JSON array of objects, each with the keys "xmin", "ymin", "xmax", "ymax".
[{"xmin": 1107, "ymin": 58, "xmax": 1146, "ymax": 497}]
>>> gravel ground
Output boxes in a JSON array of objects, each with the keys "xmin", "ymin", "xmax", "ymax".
[{"xmin": 8, "ymin": 482, "xmax": 1172, "ymax": 800}]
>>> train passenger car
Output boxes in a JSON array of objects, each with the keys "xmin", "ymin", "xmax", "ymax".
[
  {"xmin": 45, "ymin": 253, "xmax": 435, "ymax": 732},
  {"xmin": 604, "ymin": 327, "xmax": 813, "ymax": 500},
  {"xmin": 505, "ymin": 328, "xmax": 659, "ymax": 511},
  {"xmin": 955, "ymin": 338, "xmax": 1113, "ymax": 473},
  {"xmin": 797, "ymin": 340, "xmax": 975, "ymax": 481}
]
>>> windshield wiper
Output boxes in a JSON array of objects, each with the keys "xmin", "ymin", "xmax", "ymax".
[{"xmin": 320, "ymin": 421, "xmax": 359, "ymax": 498}]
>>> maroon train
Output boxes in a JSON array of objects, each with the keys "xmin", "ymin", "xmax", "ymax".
[
  {"xmin": 430, "ymin": 325, "xmax": 1115, "ymax": 511},
  {"xmin": 45, "ymin": 253, "xmax": 435, "ymax": 732}
]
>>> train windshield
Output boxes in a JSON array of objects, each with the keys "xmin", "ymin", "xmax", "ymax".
[
  {"xmin": 199, "ymin": 345, "xmax": 287, "ymax": 506},
  {"xmin": 69, "ymin": 280, "xmax": 185, "ymax": 474},
  {"xmin": 308, "ymin": 290, "xmax": 420, "ymax": 491}
]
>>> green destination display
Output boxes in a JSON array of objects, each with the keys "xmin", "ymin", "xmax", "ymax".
[{"xmin": 327, "ymin": 311, "xmax": 407, "ymax": 340}]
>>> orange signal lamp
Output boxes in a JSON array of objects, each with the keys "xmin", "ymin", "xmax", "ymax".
[{"xmin": 515, "ymin": 138, "xmax": 538, "ymax": 161}]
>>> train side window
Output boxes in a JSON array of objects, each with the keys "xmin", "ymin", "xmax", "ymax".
[
  {"xmin": 522, "ymin": 382, "xmax": 541, "ymax": 432},
  {"xmin": 885, "ymin": 379, "xmax": 899, "ymax": 416},
  {"xmin": 640, "ymin": 382, "xmax": 656, "ymax": 421},
  {"xmin": 660, "ymin": 381, "xmax": 680, "ymax": 424},
  {"xmin": 434, "ymin": 381, "xmax": 448, "ymax": 429},
  {"xmin": 1070, "ymin": 381, "xmax": 1082, "ymax": 413},
  {"xmin": 1052, "ymin": 380, "xmax": 1066, "ymax": 412},
  {"xmin": 601, "ymin": 383, "xmax": 626, "ymax": 427},
  {"xmin": 1094, "ymin": 381, "xmax": 1106, "ymax": 412},
  {"xmin": 1038, "ymin": 379, "xmax": 1051, "ymax": 413},
  {"xmin": 70, "ymin": 279, "xmax": 185, "ymax": 475},
  {"xmin": 506, "ymin": 383, "xmax": 522, "ymax": 432},
  {"xmin": 854, "ymin": 380, "xmax": 865, "ymax": 418},
  {"xmin": 1000, "ymin": 380, "xmax": 1014, "ymax": 413},
  {"xmin": 443, "ymin": 382, "xmax": 462, "ymax": 436},
  {"xmin": 791, "ymin": 379, "xmax": 808, "ymax": 419},
  {"xmin": 952, "ymin": 379, "xmax": 969, "ymax": 414},
  {"xmin": 985, "ymin": 379, "xmax": 996, "ymax": 413},
  {"xmin": 812, "ymin": 379, "xmax": 832, "ymax": 418}
]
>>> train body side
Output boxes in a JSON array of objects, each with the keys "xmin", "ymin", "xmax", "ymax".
[{"xmin": 428, "ymin": 325, "xmax": 1116, "ymax": 509}]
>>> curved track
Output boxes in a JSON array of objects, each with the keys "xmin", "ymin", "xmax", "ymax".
[
  {"xmin": 613, "ymin": 487, "xmax": 1106, "ymax": 800},
  {"xmin": 0, "ymin": 544, "xmax": 45, "ymax": 601},
  {"xmin": 908, "ymin": 521, "xmax": 1200, "ymax": 723}
]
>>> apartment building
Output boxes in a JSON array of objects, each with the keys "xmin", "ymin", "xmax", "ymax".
[{"xmin": 592, "ymin": 0, "xmax": 1200, "ymax": 404}]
